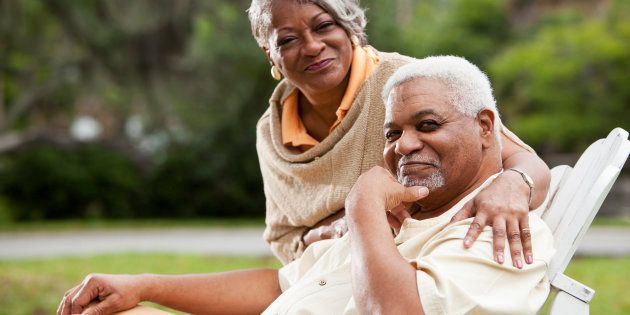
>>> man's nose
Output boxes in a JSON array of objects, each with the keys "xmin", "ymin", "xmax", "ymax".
[
  {"xmin": 395, "ymin": 132, "xmax": 423, "ymax": 156},
  {"xmin": 302, "ymin": 32, "xmax": 325, "ymax": 56}
]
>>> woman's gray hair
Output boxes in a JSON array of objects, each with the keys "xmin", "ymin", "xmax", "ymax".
[{"xmin": 247, "ymin": 0, "xmax": 367, "ymax": 48}]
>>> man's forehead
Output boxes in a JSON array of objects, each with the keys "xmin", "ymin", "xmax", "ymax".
[{"xmin": 385, "ymin": 78, "xmax": 451, "ymax": 118}]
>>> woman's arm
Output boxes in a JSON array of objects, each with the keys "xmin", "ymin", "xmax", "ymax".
[
  {"xmin": 451, "ymin": 132, "xmax": 550, "ymax": 268},
  {"xmin": 57, "ymin": 269, "xmax": 281, "ymax": 315}
]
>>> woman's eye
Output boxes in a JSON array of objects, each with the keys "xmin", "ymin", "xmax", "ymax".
[
  {"xmin": 277, "ymin": 37, "xmax": 296, "ymax": 46},
  {"xmin": 316, "ymin": 21, "xmax": 335, "ymax": 31},
  {"xmin": 418, "ymin": 120, "xmax": 440, "ymax": 132}
]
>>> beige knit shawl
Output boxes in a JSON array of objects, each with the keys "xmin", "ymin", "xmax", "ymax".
[{"xmin": 256, "ymin": 52, "xmax": 416, "ymax": 264}]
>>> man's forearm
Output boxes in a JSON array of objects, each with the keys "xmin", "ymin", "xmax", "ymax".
[
  {"xmin": 141, "ymin": 269, "xmax": 281, "ymax": 314},
  {"xmin": 347, "ymin": 207, "xmax": 424, "ymax": 314}
]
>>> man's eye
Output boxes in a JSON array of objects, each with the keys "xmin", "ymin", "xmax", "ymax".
[
  {"xmin": 418, "ymin": 121, "xmax": 440, "ymax": 132},
  {"xmin": 385, "ymin": 130, "xmax": 401, "ymax": 141}
]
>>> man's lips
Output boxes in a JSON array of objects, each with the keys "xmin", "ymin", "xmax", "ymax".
[
  {"xmin": 398, "ymin": 162, "xmax": 437, "ymax": 175},
  {"xmin": 305, "ymin": 58, "xmax": 333, "ymax": 72}
]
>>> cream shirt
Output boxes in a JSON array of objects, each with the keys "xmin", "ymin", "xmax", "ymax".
[{"xmin": 263, "ymin": 173, "xmax": 555, "ymax": 315}]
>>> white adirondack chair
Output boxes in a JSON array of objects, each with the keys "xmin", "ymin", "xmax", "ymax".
[{"xmin": 532, "ymin": 127, "xmax": 630, "ymax": 314}]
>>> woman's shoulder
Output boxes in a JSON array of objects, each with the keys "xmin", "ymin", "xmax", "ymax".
[
  {"xmin": 370, "ymin": 50, "xmax": 417, "ymax": 81},
  {"xmin": 376, "ymin": 50, "xmax": 417, "ymax": 67}
]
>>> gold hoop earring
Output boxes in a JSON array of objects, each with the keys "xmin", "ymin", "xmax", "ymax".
[
  {"xmin": 271, "ymin": 65, "xmax": 282, "ymax": 80},
  {"xmin": 350, "ymin": 35, "xmax": 360, "ymax": 47}
]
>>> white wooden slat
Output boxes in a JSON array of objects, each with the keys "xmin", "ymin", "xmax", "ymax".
[
  {"xmin": 533, "ymin": 165, "xmax": 571, "ymax": 219},
  {"xmin": 548, "ymin": 166, "xmax": 621, "ymax": 277},
  {"xmin": 543, "ymin": 128, "xmax": 629, "ymax": 315},
  {"xmin": 548, "ymin": 290, "xmax": 590, "ymax": 315},
  {"xmin": 549, "ymin": 129, "xmax": 630, "ymax": 260},
  {"xmin": 542, "ymin": 140, "xmax": 602, "ymax": 232},
  {"xmin": 551, "ymin": 273, "xmax": 595, "ymax": 303}
]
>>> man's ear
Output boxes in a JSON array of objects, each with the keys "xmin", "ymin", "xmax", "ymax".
[{"xmin": 476, "ymin": 109, "xmax": 496, "ymax": 149}]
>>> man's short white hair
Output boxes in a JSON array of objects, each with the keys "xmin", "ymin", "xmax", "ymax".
[{"xmin": 382, "ymin": 55, "xmax": 502, "ymax": 141}]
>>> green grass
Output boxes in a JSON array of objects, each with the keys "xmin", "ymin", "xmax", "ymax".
[
  {"xmin": 591, "ymin": 216, "xmax": 630, "ymax": 227},
  {"xmin": 0, "ymin": 254, "xmax": 280, "ymax": 315},
  {"xmin": 0, "ymin": 255, "xmax": 628, "ymax": 315}
]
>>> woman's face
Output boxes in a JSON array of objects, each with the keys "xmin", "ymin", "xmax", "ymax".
[{"xmin": 265, "ymin": 0, "xmax": 353, "ymax": 97}]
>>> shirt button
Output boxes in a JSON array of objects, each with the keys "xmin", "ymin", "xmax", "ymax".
[{"xmin": 318, "ymin": 280, "xmax": 326, "ymax": 286}]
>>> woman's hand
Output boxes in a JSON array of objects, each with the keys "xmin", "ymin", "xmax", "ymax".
[
  {"xmin": 302, "ymin": 210, "xmax": 348, "ymax": 247},
  {"xmin": 57, "ymin": 273, "xmax": 145, "ymax": 315},
  {"xmin": 450, "ymin": 170, "xmax": 533, "ymax": 268}
]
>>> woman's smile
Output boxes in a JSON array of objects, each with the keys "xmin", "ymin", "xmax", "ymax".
[{"xmin": 305, "ymin": 58, "xmax": 334, "ymax": 72}]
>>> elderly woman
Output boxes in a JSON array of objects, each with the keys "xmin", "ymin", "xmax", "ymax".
[{"xmin": 251, "ymin": 0, "xmax": 549, "ymax": 266}]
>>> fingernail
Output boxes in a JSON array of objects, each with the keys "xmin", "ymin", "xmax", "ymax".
[
  {"xmin": 527, "ymin": 255, "xmax": 533, "ymax": 264},
  {"xmin": 464, "ymin": 238, "xmax": 471, "ymax": 247},
  {"xmin": 497, "ymin": 254, "xmax": 504, "ymax": 264},
  {"xmin": 418, "ymin": 187, "xmax": 429, "ymax": 196},
  {"xmin": 516, "ymin": 259, "xmax": 522, "ymax": 269}
]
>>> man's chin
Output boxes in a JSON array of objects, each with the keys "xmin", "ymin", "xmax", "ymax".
[{"xmin": 399, "ymin": 172, "xmax": 445, "ymax": 190}]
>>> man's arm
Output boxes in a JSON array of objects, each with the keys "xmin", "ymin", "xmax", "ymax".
[
  {"xmin": 345, "ymin": 167, "xmax": 428, "ymax": 314},
  {"xmin": 58, "ymin": 269, "xmax": 281, "ymax": 315}
]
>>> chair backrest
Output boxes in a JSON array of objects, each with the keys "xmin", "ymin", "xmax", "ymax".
[{"xmin": 541, "ymin": 127, "xmax": 630, "ymax": 278}]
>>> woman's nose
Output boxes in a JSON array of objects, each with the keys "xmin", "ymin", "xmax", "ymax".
[{"xmin": 302, "ymin": 33, "xmax": 325, "ymax": 56}]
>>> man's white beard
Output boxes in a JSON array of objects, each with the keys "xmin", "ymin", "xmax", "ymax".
[{"xmin": 399, "ymin": 171, "xmax": 445, "ymax": 191}]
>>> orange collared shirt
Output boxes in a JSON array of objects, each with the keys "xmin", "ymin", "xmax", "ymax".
[{"xmin": 281, "ymin": 46, "xmax": 379, "ymax": 151}]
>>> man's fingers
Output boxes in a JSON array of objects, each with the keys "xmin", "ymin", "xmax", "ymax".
[
  {"xmin": 385, "ymin": 186, "xmax": 428, "ymax": 211},
  {"xmin": 70, "ymin": 276, "xmax": 102, "ymax": 314},
  {"xmin": 492, "ymin": 218, "xmax": 506, "ymax": 264},
  {"xmin": 463, "ymin": 213, "xmax": 487, "ymax": 248},
  {"xmin": 506, "ymin": 220, "xmax": 524, "ymax": 269},
  {"xmin": 450, "ymin": 200, "xmax": 474, "ymax": 224},
  {"xmin": 520, "ymin": 218, "xmax": 533, "ymax": 264},
  {"xmin": 82, "ymin": 298, "xmax": 121, "ymax": 315},
  {"xmin": 58, "ymin": 285, "xmax": 80, "ymax": 315}
]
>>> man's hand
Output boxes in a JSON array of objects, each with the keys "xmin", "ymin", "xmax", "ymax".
[
  {"xmin": 345, "ymin": 166, "xmax": 428, "ymax": 229},
  {"xmin": 450, "ymin": 170, "xmax": 532, "ymax": 268},
  {"xmin": 57, "ymin": 273, "xmax": 145, "ymax": 315}
]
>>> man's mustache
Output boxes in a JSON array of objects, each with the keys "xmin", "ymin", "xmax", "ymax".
[{"xmin": 397, "ymin": 153, "xmax": 441, "ymax": 170}]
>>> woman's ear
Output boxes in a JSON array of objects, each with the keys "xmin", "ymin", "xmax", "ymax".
[
  {"xmin": 476, "ymin": 109, "xmax": 496, "ymax": 149},
  {"xmin": 263, "ymin": 47, "xmax": 273, "ymax": 66}
]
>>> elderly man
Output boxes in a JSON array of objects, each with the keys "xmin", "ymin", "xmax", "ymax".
[{"xmin": 58, "ymin": 56, "xmax": 554, "ymax": 315}]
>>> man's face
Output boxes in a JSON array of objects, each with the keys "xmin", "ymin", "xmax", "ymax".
[{"xmin": 383, "ymin": 78, "xmax": 485, "ymax": 205}]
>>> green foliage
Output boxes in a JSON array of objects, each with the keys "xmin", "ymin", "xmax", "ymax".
[
  {"xmin": 148, "ymin": 133, "xmax": 265, "ymax": 218},
  {"xmin": 2, "ymin": 0, "xmax": 629, "ymax": 220},
  {"xmin": 489, "ymin": 3, "xmax": 630, "ymax": 151},
  {"xmin": 0, "ymin": 145, "xmax": 145, "ymax": 220},
  {"xmin": 367, "ymin": 0, "xmax": 510, "ymax": 65}
]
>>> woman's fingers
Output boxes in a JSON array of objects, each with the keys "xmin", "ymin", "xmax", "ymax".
[
  {"xmin": 463, "ymin": 211, "xmax": 487, "ymax": 249},
  {"xmin": 520, "ymin": 217, "xmax": 533, "ymax": 264},
  {"xmin": 492, "ymin": 218, "xmax": 506, "ymax": 264},
  {"xmin": 449, "ymin": 200, "xmax": 475, "ymax": 225},
  {"xmin": 506, "ymin": 220, "xmax": 524, "ymax": 269}
]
